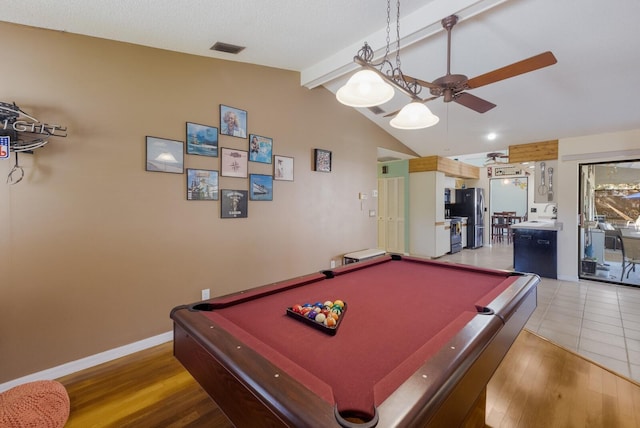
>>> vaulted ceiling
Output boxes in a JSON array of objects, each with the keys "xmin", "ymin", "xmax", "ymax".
[{"xmin": 3, "ymin": 0, "xmax": 640, "ymax": 160}]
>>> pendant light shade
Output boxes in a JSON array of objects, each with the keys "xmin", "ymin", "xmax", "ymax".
[
  {"xmin": 336, "ymin": 70, "xmax": 395, "ymax": 108},
  {"xmin": 390, "ymin": 102, "xmax": 439, "ymax": 130}
]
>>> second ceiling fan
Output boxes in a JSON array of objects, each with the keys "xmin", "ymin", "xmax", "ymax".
[{"xmin": 387, "ymin": 15, "xmax": 557, "ymax": 116}]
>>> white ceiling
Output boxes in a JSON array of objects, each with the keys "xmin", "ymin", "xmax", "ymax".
[{"xmin": 3, "ymin": 0, "xmax": 640, "ymax": 160}]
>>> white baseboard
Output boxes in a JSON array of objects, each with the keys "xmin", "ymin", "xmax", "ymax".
[{"xmin": 0, "ymin": 331, "xmax": 172, "ymax": 393}]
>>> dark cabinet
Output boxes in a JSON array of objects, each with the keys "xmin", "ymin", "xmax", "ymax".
[{"xmin": 513, "ymin": 229, "xmax": 557, "ymax": 279}]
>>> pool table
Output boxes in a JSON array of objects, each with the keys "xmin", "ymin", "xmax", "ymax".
[{"xmin": 171, "ymin": 254, "xmax": 538, "ymax": 427}]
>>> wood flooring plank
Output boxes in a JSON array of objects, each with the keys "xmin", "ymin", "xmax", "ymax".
[{"xmin": 55, "ymin": 330, "xmax": 640, "ymax": 428}]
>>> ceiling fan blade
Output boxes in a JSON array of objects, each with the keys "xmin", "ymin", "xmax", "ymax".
[
  {"xmin": 383, "ymin": 96, "xmax": 440, "ymax": 118},
  {"xmin": 466, "ymin": 51, "xmax": 557, "ymax": 89},
  {"xmin": 453, "ymin": 92, "xmax": 496, "ymax": 113}
]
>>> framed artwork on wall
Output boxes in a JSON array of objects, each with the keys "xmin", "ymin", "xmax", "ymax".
[
  {"xmin": 220, "ymin": 147, "xmax": 248, "ymax": 178},
  {"xmin": 220, "ymin": 105, "xmax": 247, "ymax": 138},
  {"xmin": 186, "ymin": 122, "xmax": 218, "ymax": 157},
  {"xmin": 249, "ymin": 134, "xmax": 273, "ymax": 164},
  {"xmin": 249, "ymin": 174, "xmax": 273, "ymax": 201},
  {"xmin": 187, "ymin": 169, "xmax": 219, "ymax": 200},
  {"xmin": 221, "ymin": 189, "xmax": 248, "ymax": 218},
  {"xmin": 273, "ymin": 155, "xmax": 294, "ymax": 181},
  {"xmin": 314, "ymin": 148, "xmax": 332, "ymax": 172},
  {"xmin": 145, "ymin": 136, "xmax": 184, "ymax": 174}
]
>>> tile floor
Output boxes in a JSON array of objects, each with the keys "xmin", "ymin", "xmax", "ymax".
[{"xmin": 437, "ymin": 242, "xmax": 640, "ymax": 383}]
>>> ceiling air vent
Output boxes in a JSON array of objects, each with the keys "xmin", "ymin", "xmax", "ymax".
[
  {"xmin": 368, "ymin": 106, "xmax": 386, "ymax": 115},
  {"xmin": 210, "ymin": 42, "xmax": 245, "ymax": 54}
]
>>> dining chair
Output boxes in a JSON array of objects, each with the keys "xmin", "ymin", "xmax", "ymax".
[{"xmin": 620, "ymin": 233, "xmax": 640, "ymax": 280}]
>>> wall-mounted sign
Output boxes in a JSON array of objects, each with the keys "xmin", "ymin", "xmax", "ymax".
[
  {"xmin": 0, "ymin": 101, "xmax": 67, "ymax": 154},
  {"xmin": 494, "ymin": 166, "xmax": 524, "ymax": 176}
]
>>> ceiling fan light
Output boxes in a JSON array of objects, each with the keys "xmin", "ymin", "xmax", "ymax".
[
  {"xmin": 336, "ymin": 70, "xmax": 395, "ymax": 107},
  {"xmin": 390, "ymin": 102, "xmax": 439, "ymax": 130}
]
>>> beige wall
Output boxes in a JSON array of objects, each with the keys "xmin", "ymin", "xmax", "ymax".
[{"xmin": 0, "ymin": 22, "xmax": 416, "ymax": 382}]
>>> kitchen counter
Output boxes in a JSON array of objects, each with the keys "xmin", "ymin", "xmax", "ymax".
[{"xmin": 511, "ymin": 220, "xmax": 563, "ymax": 231}]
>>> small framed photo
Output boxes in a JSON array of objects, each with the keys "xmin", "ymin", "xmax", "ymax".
[
  {"xmin": 221, "ymin": 189, "xmax": 248, "ymax": 218},
  {"xmin": 187, "ymin": 169, "xmax": 219, "ymax": 200},
  {"xmin": 186, "ymin": 122, "xmax": 218, "ymax": 157},
  {"xmin": 250, "ymin": 174, "xmax": 273, "ymax": 201},
  {"xmin": 249, "ymin": 134, "xmax": 273, "ymax": 164},
  {"xmin": 220, "ymin": 147, "xmax": 248, "ymax": 178},
  {"xmin": 274, "ymin": 155, "xmax": 294, "ymax": 181},
  {"xmin": 145, "ymin": 136, "xmax": 184, "ymax": 174},
  {"xmin": 220, "ymin": 105, "xmax": 247, "ymax": 138},
  {"xmin": 314, "ymin": 149, "xmax": 332, "ymax": 172}
]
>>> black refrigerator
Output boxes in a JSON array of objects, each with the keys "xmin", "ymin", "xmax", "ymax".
[{"xmin": 450, "ymin": 188, "xmax": 485, "ymax": 249}]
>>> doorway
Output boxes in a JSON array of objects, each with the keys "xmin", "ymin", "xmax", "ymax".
[
  {"xmin": 489, "ymin": 177, "xmax": 528, "ymax": 244},
  {"xmin": 578, "ymin": 160, "xmax": 640, "ymax": 286},
  {"xmin": 489, "ymin": 177, "xmax": 528, "ymax": 217}
]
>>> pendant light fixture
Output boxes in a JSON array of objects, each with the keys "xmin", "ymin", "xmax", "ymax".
[
  {"xmin": 390, "ymin": 102, "xmax": 439, "ymax": 129},
  {"xmin": 336, "ymin": 0, "xmax": 439, "ymax": 130}
]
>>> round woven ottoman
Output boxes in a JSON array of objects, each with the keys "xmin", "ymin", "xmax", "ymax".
[{"xmin": 0, "ymin": 380, "xmax": 70, "ymax": 427}]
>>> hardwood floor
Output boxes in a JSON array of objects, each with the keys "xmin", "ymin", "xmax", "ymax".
[
  {"xmin": 57, "ymin": 342, "xmax": 232, "ymax": 428},
  {"xmin": 57, "ymin": 330, "xmax": 640, "ymax": 427},
  {"xmin": 486, "ymin": 331, "xmax": 640, "ymax": 428}
]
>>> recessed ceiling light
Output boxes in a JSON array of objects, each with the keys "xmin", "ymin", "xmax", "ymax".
[{"xmin": 487, "ymin": 132, "xmax": 497, "ymax": 141}]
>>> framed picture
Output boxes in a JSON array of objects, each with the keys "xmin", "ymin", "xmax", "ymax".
[
  {"xmin": 314, "ymin": 149, "xmax": 332, "ymax": 172},
  {"xmin": 249, "ymin": 174, "xmax": 273, "ymax": 201},
  {"xmin": 187, "ymin": 169, "xmax": 219, "ymax": 200},
  {"xmin": 220, "ymin": 105, "xmax": 247, "ymax": 138},
  {"xmin": 145, "ymin": 136, "xmax": 184, "ymax": 174},
  {"xmin": 186, "ymin": 122, "xmax": 218, "ymax": 157},
  {"xmin": 273, "ymin": 155, "xmax": 294, "ymax": 181},
  {"xmin": 221, "ymin": 189, "xmax": 248, "ymax": 218},
  {"xmin": 220, "ymin": 147, "xmax": 248, "ymax": 178},
  {"xmin": 249, "ymin": 134, "xmax": 273, "ymax": 164}
]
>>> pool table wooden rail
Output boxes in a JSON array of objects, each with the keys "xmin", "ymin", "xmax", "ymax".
[{"xmin": 173, "ymin": 311, "xmax": 335, "ymax": 427}]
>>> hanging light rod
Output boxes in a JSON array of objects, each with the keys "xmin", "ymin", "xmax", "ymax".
[
  {"xmin": 351, "ymin": 44, "xmax": 423, "ymax": 100},
  {"xmin": 336, "ymin": 0, "xmax": 439, "ymax": 130}
]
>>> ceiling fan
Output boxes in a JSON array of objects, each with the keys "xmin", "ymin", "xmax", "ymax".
[
  {"xmin": 385, "ymin": 15, "xmax": 557, "ymax": 116},
  {"xmin": 484, "ymin": 152, "xmax": 509, "ymax": 165}
]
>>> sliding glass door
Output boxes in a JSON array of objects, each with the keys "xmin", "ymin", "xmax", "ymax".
[{"xmin": 578, "ymin": 160, "xmax": 640, "ymax": 286}]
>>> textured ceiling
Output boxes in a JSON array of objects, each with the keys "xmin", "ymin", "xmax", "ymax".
[{"xmin": 2, "ymin": 0, "xmax": 640, "ymax": 160}]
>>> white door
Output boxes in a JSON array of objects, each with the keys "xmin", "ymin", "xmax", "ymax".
[{"xmin": 378, "ymin": 177, "xmax": 405, "ymax": 253}]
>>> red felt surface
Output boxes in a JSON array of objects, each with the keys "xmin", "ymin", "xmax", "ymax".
[{"xmin": 200, "ymin": 257, "xmax": 515, "ymax": 418}]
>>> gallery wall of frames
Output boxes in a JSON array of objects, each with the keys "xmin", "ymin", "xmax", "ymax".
[{"xmin": 145, "ymin": 103, "xmax": 330, "ymax": 219}]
